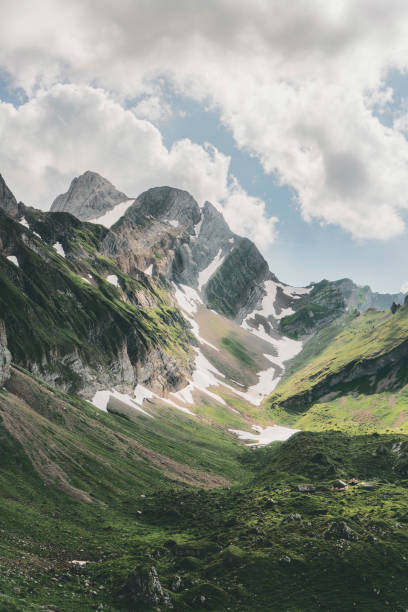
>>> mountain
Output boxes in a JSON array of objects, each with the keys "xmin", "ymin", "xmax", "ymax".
[
  {"xmin": 0, "ymin": 173, "xmax": 19, "ymax": 217},
  {"xmin": 50, "ymin": 170, "xmax": 129, "ymax": 221},
  {"xmin": 266, "ymin": 303, "xmax": 408, "ymax": 435},
  {"xmin": 1, "ymin": 170, "xmax": 408, "ymax": 611}
]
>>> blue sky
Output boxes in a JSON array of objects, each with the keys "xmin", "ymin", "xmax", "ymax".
[
  {"xmin": 158, "ymin": 93, "xmax": 408, "ymax": 292},
  {"xmin": 1, "ymin": 1, "xmax": 408, "ymax": 294}
]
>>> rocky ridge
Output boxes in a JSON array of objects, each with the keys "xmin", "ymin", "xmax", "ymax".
[{"xmin": 51, "ymin": 170, "xmax": 128, "ymax": 220}]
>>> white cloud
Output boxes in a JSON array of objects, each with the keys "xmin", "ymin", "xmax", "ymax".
[
  {"xmin": 132, "ymin": 95, "xmax": 172, "ymax": 122},
  {"xmin": 2, "ymin": 1, "xmax": 408, "ymax": 239},
  {"xmin": 400, "ymin": 281, "xmax": 408, "ymax": 294},
  {"xmin": 0, "ymin": 84, "xmax": 274, "ymax": 246}
]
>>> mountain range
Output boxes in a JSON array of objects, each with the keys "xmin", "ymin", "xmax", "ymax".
[{"xmin": 0, "ymin": 170, "xmax": 408, "ymax": 611}]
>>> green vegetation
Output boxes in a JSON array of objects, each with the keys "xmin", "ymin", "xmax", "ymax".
[
  {"xmin": 220, "ymin": 333, "xmax": 256, "ymax": 367},
  {"xmin": 0, "ymin": 210, "xmax": 193, "ymax": 392},
  {"xmin": 268, "ymin": 305, "xmax": 408, "ymax": 414},
  {"xmin": 1, "ymin": 379, "xmax": 408, "ymax": 612},
  {"xmin": 280, "ymin": 279, "xmax": 347, "ymax": 338}
]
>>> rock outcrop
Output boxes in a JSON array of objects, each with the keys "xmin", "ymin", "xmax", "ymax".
[
  {"xmin": 0, "ymin": 174, "xmax": 18, "ymax": 218},
  {"xmin": 51, "ymin": 171, "xmax": 128, "ymax": 220},
  {"xmin": 0, "ymin": 320, "xmax": 11, "ymax": 387}
]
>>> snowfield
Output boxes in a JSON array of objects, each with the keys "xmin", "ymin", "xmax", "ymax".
[{"xmin": 89, "ymin": 199, "xmax": 135, "ymax": 228}]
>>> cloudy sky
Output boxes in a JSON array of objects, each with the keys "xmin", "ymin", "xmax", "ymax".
[{"xmin": 1, "ymin": 1, "xmax": 408, "ymax": 292}]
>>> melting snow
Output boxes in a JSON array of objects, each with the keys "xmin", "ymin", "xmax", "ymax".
[
  {"xmin": 173, "ymin": 284, "xmax": 219, "ymax": 351},
  {"xmin": 229, "ymin": 424, "xmax": 299, "ymax": 446},
  {"xmin": 170, "ymin": 348, "xmax": 227, "ymax": 406},
  {"xmin": 173, "ymin": 284, "xmax": 203, "ymax": 317},
  {"xmin": 144, "ymin": 264, "xmax": 153, "ymax": 276},
  {"xmin": 53, "ymin": 242, "xmax": 65, "ymax": 258},
  {"xmin": 70, "ymin": 560, "xmax": 89, "ymax": 566},
  {"xmin": 135, "ymin": 383, "xmax": 195, "ymax": 415},
  {"xmin": 6, "ymin": 255, "xmax": 19, "ymax": 267},
  {"xmin": 81, "ymin": 276, "xmax": 91, "ymax": 284},
  {"xmin": 106, "ymin": 274, "xmax": 119, "ymax": 287},
  {"xmin": 20, "ymin": 217, "xmax": 29, "ymax": 228},
  {"xmin": 198, "ymin": 249, "xmax": 225, "ymax": 290},
  {"xmin": 89, "ymin": 199, "xmax": 135, "ymax": 228},
  {"xmin": 91, "ymin": 389, "xmax": 153, "ymax": 417},
  {"xmin": 280, "ymin": 283, "xmax": 313, "ymax": 297},
  {"xmin": 168, "ymin": 219, "xmax": 179, "ymax": 228}
]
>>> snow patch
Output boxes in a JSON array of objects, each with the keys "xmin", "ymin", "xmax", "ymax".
[
  {"xmin": 89, "ymin": 199, "xmax": 135, "ymax": 228},
  {"xmin": 198, "ymin": 249, "xmax": 225, "ymax": 290},
  {"xmin": 70, "ymin": 560, "xmax": 89, "ymax": 567},
  {"xmin": 6, "ymin": 255, "xmax": 19, "ymax": 267},
  {"xmin": 168, "ymin": 219, "xmax": 179, "ymax": 228},
  {"xmin": 229, "ymin": 424, "xmax": 299, "ymax": 446},
  {"xmin": 170, "ymin": 348, "xmax": 227, "ymax": 406},
  {"xmin": 106, "ymin": 274, "xmax": 119, "ymax": 287},
  {"xmin": 173, "ymin": 284, "xmax": 218, "ymax": 351},
  {"xmin": 134, "ymin": 384, "xmax": 155, "ymax": 405},
  {"xmin": 135, "ymin": 383, "xmax": 195, "ymax": 415},
  {"xmin": 144, "ymin": 264, "xmax": 153, "ymax": 276},
  {"xmin": 194, "ymin": 215, "xmax": 204, "ymax": 238},
  {"xmin": 280, "ymin": 283, "xmax": 313, "ymax": 297},
  {"xmin": 19, "ymin": 217, "xmax": 29, "ymax": 228},
  {"xmin": 81, "ymin": 276, "xmax": 91, "ymax": 284},
  {"xmin": 91, "ymin": 389, "xmax": 153, "ymax": 417},
  {"xmin": 173, "ymin": 283, "xmax": 203, "ymax": 318},
  {"xmin": 53, "ymin": 242, "xmax": 65, "ymax": 258}
]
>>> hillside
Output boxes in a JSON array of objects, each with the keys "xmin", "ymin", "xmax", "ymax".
[
  {"xmin": 1, "ymin": 170, "xmax": 408, "ymax": 610},
  {"xmin": 1, "ymin": 367, "xmax": 408, "ymax": 610},
  {"xmin": 267, "ymin": 304, "xmax": 408, "ymax": 433}
]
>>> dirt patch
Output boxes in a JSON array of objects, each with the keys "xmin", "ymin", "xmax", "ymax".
[
  {"xmin": 352, "ymin": 409, "xmax": 378, "ymax": 425},
  {"xmin": 392, "ymin": 410, "xmax": 408, "ymax": 428}
]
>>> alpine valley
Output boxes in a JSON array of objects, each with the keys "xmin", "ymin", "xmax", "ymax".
[{"xmin": 1, "ymin": 170, "xmax": 408, "ymax": 611}]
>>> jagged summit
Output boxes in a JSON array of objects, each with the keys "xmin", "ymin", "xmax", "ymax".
[
  {"xmin": 50, "ymin": 170, "xmax": 128, "ymax": 221},
  {"xmin": 125, "ymin": 186, "xmax": 201, "ymax": 228},
  {"xmin": 0, "ymin": 174, "xmax": 18, "ymax": 218}
]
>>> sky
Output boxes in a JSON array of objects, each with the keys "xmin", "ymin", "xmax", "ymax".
[{"xmin": 1, "ymin": 1, "xmax": 408, "ymax": 292}]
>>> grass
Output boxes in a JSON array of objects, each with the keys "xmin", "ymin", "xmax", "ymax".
[
  {"xmin": 267, "ymin": 305, "xmax": 408, "ymax": 414},
  {"xmin": 2, "ymin": 394, "xmax": 408, "ymax": 611},
  {"xmin": 0, "ymin": 210, "xmax": 194, "ymax": 393},
  {"xmin": 220, "ymin": 333, "xmax": 256, "ymax": 368}
]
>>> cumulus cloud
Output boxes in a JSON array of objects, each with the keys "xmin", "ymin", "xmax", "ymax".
[
  {"xmin": 2, "ymin": 1, "xmax": 408, "ymax": 240},
  {"xmin": 0, "ymin": 84, "xmax": 274, "ymax": 246},
  {"xmin": 132, "ymin": 95, "xmax": 172, "ymax": 122}
]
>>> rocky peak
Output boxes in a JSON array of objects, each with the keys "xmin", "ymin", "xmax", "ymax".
[
  {"xmin": 128, "ymin": 186, "xmax": 201, "ymax": 228},
  {"xmin": 50, "ymin": 171, "xmax": 128, "ymax": 221},
  {"xmin": 0, "ymin": 174, "xmax": 18, "ymax": 218},
  {"xmin": 197, "ymin": 201, "xmax": 233, "ymax": 243}
]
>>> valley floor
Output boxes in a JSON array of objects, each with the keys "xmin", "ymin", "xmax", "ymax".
[{"xmin": 1, "ymin": 369, "xmax": 408, "ymax": 611}]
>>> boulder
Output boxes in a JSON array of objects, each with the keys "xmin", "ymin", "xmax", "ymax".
[{"xmin": 119, "ymin": 565, "xmax": 173, "ymax": 609}]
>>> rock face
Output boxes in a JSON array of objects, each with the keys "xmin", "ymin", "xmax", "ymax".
[
  {"xmin": 205, "ymin": 238, "xmax": 273, "ymax": 320},
  {"xmin": 120, "ymin": 566, "xmax": 173, "ymax": 609},
  {"xmin": 0, "ymin": 320, "xmax": 11, "ymax": 387},
  {"xmin": 52, "ymin": 173, "xmax": 406, "ymax": 337},
  {"xmin": 0, "ymin": 174, "xmax": 18, "ymax": 218},
  {"xmin": 280, "ymin": 278, "xmax": 405, "ymax": 339},
  {"xmin": 50, "ymin": 171, "xmax": 128, "ymax": 221}
]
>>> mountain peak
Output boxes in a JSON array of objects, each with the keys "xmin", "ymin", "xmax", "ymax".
[
  {"xmin": 0, "ymin": 174, "xmax": 18, "ymax": 218},
  {"xmin": 125, "ymin": 186, "xmax": 201, "ymax": 227},
  {"xmin": 50, "ymin": 171, "xmax": 128, "ymax": 221}
]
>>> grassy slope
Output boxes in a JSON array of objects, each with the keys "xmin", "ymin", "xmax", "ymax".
[
  {"xmin": 0, "ymin": 211, "xmax": 193, "ymax": 391},
  {"xmin": 1, "ymin": 381, "xmax": 408, "ymax": 612},
  {"xmin": 268, "ymin": 306, "xmax": 408, "ymax": 415}
]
